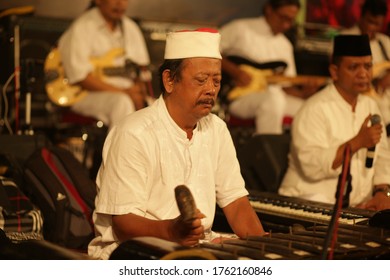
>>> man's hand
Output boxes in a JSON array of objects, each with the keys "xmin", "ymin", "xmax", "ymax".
[
  {"xmin": 125, "ymin": 81, "xmax": 147, "ymax": 110},
  {"xmin": 354, "ymin": 114, "xmax": 383, "ymax": 149},
  {"xmin": 357, "ymin": 192, "xmax": 390, "ymax": 211},
  {"xmin": 168, "ymin": 209, "xmax": 206, "ymax": 247}
]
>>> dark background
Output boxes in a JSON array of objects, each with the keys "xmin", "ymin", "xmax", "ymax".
[{"xmin": 1, "ymin": 0, "xmax": 389, "ymax": 133}]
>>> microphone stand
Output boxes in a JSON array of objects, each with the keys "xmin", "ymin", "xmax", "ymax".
[
  {"xmin": 22, "ymin": 59, "xmax": 36, "ymax": 135},
  {"xmin": 321, "ymin": 144, "xmax": 352, "ymax": 260},
  {"xmin": 14, "ymin": 25, "xmax": 21, "ymax": 133}
]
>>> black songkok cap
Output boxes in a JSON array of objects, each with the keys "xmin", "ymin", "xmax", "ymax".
[{"xmin": 333, "ymin": 34, "xmax": 372, "ymax": 57}]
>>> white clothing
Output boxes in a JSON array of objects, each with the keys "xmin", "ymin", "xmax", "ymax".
[
  {"xmin": 341, "ymin": 26, "xmax": 390, "ymax": 125},
  {"xmin": 88, "ymin": 96, "xmax": 248, "ymax": 259},
  {"xmin": 219, "ymin": 17, "xmax": 303, "ymax": 134},
  {"xmin": 58, "ymin": 7, "xmax": 150, "ymax": 129},
  {"xmin": 279, "ymin": 83, "xmax": 390, "ymax": 206}
]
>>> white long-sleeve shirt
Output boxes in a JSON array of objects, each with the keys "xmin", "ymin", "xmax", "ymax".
[{"xmin": 279, "ymin": 83, "xmax": 390, "ymax": 205}]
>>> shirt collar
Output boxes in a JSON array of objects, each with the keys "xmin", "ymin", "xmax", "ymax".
[{"xmin": 156, "ymin": 95, "xmax": 198, "ymax": 141}]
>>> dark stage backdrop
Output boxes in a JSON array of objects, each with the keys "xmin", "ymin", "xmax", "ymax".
[{"xmin": 0, "ymin": 0, "xmax": 266, "ymax": 26}]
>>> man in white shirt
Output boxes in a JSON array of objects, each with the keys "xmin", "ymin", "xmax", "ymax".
[
  {"xmin": 341, "ymin": 0, "xmax": 390, "ymax": 135},
  {"xmin": 88, "ymin": 28, "xmax": 265, "ymax": 260},
  {"xmin": 58, "ymin": 0, "xmax": 151, "ymax": 131},
  {"xmin": 279, "ymin": 35, "xmax": 390, "ymax": 212},
  {"xmin": 219, "ymin": 0, "xmax": 324, "ymax": 134}
]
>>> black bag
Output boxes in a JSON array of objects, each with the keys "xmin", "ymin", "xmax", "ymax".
[
  {"xmin": 24, "ymin": 146, "xmax": 97, "ymax": 250},
  {"xmin": 0, "ymin": 153, "xmax": 44, "ymax": 242}
]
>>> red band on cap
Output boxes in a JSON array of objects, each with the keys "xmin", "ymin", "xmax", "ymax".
[{"xmin": 177, "ymin": 27, "xmax": 219, "ymax": 33}]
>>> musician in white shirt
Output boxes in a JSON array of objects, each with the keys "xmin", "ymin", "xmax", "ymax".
[
  {"xmin": 279, "ymin": 35, "xmax": 390, "ymax": 211},
  {"xmin": 219, "ymin": 0, "xmax": 324, "ymax": 134},
  {"xmin": 58, "ymin": 0, "xmax": 151, "ymax": 131},
  {"xmin": 341, "ymin": 0, "xmax": 390, "ymax": 131}
]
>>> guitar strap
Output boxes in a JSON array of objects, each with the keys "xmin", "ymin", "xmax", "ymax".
[{"xmin": 378, "ymin": 39, "xmax": 390, "ymax": 61}]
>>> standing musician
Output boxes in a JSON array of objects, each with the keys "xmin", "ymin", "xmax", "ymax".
[
  {"xmin": 88, "ymin": 28, "xmax": 266, "ymax": 260},
  {"xmin": 57, "ymin": 0, "xmax": 151, "ymax": 131},
  {"xmin": 279, "ymin": 35, "xmax": 390, "ymax": 212},
  {"xmin": 219, "ymin": 0, "xmax": 325, "ymax": 135}
]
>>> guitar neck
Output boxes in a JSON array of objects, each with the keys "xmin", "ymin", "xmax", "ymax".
[
  {"xmin": 101, "ymin": 64, "xmax": 138, "ymax": 79},
  {"xmin": 266, "ymin": 75, "xmax": 329, "ymax": 87}
]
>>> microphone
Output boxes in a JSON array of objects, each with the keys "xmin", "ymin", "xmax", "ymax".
[
  {"xmin": 174, "ymin": 185, "xmax": 196, "ymax": 223},
  {"xmin": 365, "ymin": 114, "xmax": 381, "ymax": 168}
]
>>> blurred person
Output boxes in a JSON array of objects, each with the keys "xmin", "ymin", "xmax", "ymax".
[
  {"xmin": 219, "ymin": 0, "xmax": 326, "ymax": 135},
  {"xmin": 57, "ymin": 0, "xmax": 151, "ymax": 131}
]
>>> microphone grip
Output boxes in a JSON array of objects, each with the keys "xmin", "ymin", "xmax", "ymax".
[
  {"xmin": 365, "ymin": 146, "xmax": 375, "ymax": 168},
  {"xmin": 365, "ymin": 114, "xmax": 381, "ymax": 168},
  {"xmin": 174, "ymin": 185, "xmax": 196, "ymax": 223}
]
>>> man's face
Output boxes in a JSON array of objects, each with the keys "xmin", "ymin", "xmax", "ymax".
[
  {"xmin": 169, "ymin": 58, "xmax": 222, "ymax": 121},
  {"xmin": 359, "ymin": 12, "xmax": 385, "ymax": 40},
  {"xmin": 266, "ymin": 4, "xmax": 299, "ymax": 35},
  {"xmin": 95, "ymin": 0, "xmax": 128, "ymax": 22},
  {"xmin": 330, "ymin": 56, "xmax": 373, "ymax": 96}
]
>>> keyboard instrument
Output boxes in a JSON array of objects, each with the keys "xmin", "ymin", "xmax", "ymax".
[
  {"xmin": 110, "ymin": 192, "xmax": 390, "ymax": 260},
  {"xmin": 247, "ymin": 191, "xmax": 375, "ymax": 229}
]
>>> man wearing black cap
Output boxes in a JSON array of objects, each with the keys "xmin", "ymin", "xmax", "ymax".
[
  {"xmin": 341, "ymin": 0, "xmax": 390, "ymax": 138},
  {"xmin": 279, "ymin": 34, "xmax": 390, "ymax": 211}
]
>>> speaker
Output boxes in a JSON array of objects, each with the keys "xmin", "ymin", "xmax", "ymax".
[
  {"xmin": 0, "ymin": 134, "xmax": 50, "ymax": 166},
  {"xmin": 237, "ymin": 134, "xmax": 291, "ymax": 193}
]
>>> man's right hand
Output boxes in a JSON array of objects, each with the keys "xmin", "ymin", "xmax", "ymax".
[
  {"xmin": 355, "ymin": 114, "xmax": 383, "ymax": 149},
  {"xmin": 125, "ymin": 81, "xmax": 147, "ymax": 110},
  {"xmin": 168, "ymin": 209, "xmax": 206, "ymax": 247}
]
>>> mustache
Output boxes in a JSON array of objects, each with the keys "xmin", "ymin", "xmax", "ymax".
[{"xmin": 196, "ymin": 98, "xmax": 215, "ymax": 106}]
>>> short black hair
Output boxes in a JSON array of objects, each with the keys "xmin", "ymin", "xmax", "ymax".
[
  {"xmin": 266, "ymin": 0, "xmax": 301, "ymax": 11},
  {"xmin": 158, "ymin": 59, "xmax": 185, "ymax": 93},
  {"xmin": 361, "ymin": 0, "xmax": 388, "ymax": 17}
]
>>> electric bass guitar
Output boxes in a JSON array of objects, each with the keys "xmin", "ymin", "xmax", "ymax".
[
  {"xmin": 44, "ymin": 48, "xmax": 143, "ymax": 107},
  {"xmin": 225, "ymin": 56, "xmax": 330, "ymax": 102}
]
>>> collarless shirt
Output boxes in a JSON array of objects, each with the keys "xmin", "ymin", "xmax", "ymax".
[
  {"xmin": 88, "ymin": 95, "xmax": 247, "ymax": 259},
  {"xmin": 279, "ymin": 83, "xmax": 390, "ymax": 205},
  {"xmin": 219, "ymin": 16, "xmax": 296, "ymax": 77},
  {"xmin": 58, "ymin": 7, "xmax": 150, "ymax": 88}
]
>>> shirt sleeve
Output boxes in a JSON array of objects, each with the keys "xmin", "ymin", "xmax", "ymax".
[
  {"xmin": 214, "ymin": 119, "xmax": 248, "ymax": 208},
  {"xmin": 58, "ymin": 22, "xmax": 95, "ymax": 84},
  {"xmin": 95, "ymin": 128, "xmax": 150, "ymax": 216},
  {"xmin": 291, "ymin": 103, "xmax": 341, "ymax": 181}
]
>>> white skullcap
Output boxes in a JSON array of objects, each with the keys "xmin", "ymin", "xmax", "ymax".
[{"xmin": 164, "ymin": 28, "xmax": 222, "ymax": 60}]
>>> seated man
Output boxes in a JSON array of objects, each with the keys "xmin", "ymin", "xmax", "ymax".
[
  {"xmin": 88, "ymin": 28, "xmax": 265, "ymax": 260},
  {"xmin": 57, "ymin": 0, "xmax": 152, "ymax": 131},
  {"xmin": 219, "ymin": 0, "xmax": 325, "ymax": 134},
  {"xmin": 341, "ymin": 0, "xmax": 390, "ymax": 137},
  {"xmin": 279, "ymin": 35, "xmax": 390, "ymax": 211}
]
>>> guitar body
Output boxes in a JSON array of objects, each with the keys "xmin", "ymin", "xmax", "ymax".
[
  {"xmin": 227, "ymin": 64, "xmax": 275, "ymax": 101},
  {"xmin": 44, "ymin": 49, "xmax": 88, "ymax": 107},
  {"xmin": 225, "ymin": 56, "xmax": 329, "ymax": 102},
  {"xmin": 44, "ymin": 48, "xmax": 127, "ymax": 107}
]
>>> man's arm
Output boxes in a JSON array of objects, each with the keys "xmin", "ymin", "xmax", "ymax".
[
  {"xmin": 112, "ymin": 210, "xmax": 205, "ymax": 247},
  {"xmin": 222, "ymin": 196, "xmax": 265, "ymax": 238},
  {"xmin": 332, "ymin": 114, "xmax": 382, "ymax": 169},
  {"xmin": 221, "ymin": 57, "xmax": 252, "ymax": 87},
  {"xmin": 78, "ymin": 73, "xmax": 147, "ymax": 110}
]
